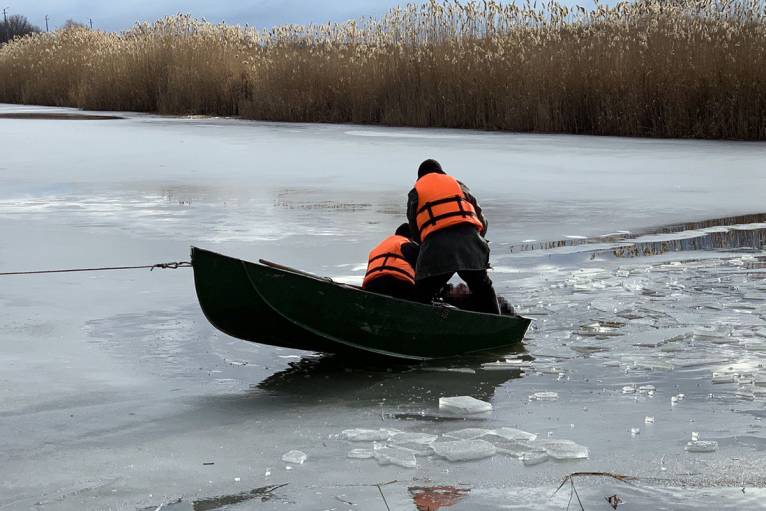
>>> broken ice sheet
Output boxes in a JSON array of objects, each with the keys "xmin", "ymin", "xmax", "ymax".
[
  {"xmin": 432, "ymin": 439, "xmax": 497, "ymax": 461},
  {"xmin": 389, "ymin": 432, "xmax": 438, "ymax": 455},
  {"xmin": 373, "ymin": 444, "xmax": 417, "ymax": 468},
  {"xmin": 490, "ymin": 439, "xmax": 545, "ymax": 458},
  {"xmin": 539, "ymin": 439, "xmax": 589, "ymax": 460},
  {"xmin": 529, "ymin": 392, "xmax": 559, "ymax": 401},
  {"xmin": 522, "ymin": 452, "xmax": 549, "ymax": 466},
  {"xmin": 281, "ymin": 450, "xmax": 307, "ymax": 464},
  {"xmin": 481, "ymin": 360, "xmax": 532, "ymax": 370},
  {"xmin": 341, "ymin": 428, "xmax": 397, "ymax": 442},
  {"xmin": 443, "ymin": 428, "xmax": 493, "ymax": 440},
  {"xmin": 438, "ymin": 396, "xmax": 493, "ymax": 416},
  {"xmin": 686, "ymin": 440, "xmax": 718, "ymax": 453},
  {"xmin": 492, "ymin": 427, "xmax": 538, "ymax": 442}
]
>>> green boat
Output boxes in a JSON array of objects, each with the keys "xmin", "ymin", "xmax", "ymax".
[{"xmin": 191, "ymin": 247, "xmax": 531, "ymax": 360}]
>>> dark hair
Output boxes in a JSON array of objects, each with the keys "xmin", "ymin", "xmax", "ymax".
[
  {"xmin": 417, "ymin": 159, "xmax": 444, "ymax": 178},
  {"xmin": 395, "ymin": 222, "xmax": 411, "ymax": 238}
]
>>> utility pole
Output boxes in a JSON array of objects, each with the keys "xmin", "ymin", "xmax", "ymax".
[
  {"xmin": 44, "ymin": 14, "xmax": 48, "ymax": 32},
  {"xmin": 89, "ymin": 18, "xmax": 92, "ymax": 29}
]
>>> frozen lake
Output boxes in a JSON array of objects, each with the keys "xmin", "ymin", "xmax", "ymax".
[{"xmin": 1, "ymin": 103, "xmax": 765, "ymax": 510}]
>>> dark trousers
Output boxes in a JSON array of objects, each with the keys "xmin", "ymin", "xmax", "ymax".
[
  {"xmin": 416, "ymin": 270, "xmax": 500, "ymax": 315},
  {"xmin": 364, "ymin": 276, "xmax": 417, "ymax": 301}
]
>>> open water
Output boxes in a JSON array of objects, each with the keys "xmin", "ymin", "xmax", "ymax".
[{"xmin": 1, "ymin": 104, "xmax": 765, "ymax": 510}]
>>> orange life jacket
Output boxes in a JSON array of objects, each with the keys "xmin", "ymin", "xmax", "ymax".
[
  {"xmin": 362, "ymin": 235, "xmax": 416, "ymax": 287},
  {"xmin": 414, "ymin": 173, "xmax": 484, "ymax": 241}
]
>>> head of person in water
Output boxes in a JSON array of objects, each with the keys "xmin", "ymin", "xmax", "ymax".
[
  {"xmin": 417, "ymin": 159, "xmax": 445, "ymax": 178},
  {"xmin": 395, "ymin": 222, "xmax": 412, "ymax": 239}
]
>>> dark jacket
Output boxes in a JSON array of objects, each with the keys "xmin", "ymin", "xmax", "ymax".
[{"xmin": 406, "ymin": 180, "xmax": 490, "ymax": 280}]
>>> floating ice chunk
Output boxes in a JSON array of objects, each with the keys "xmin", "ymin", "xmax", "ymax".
[
  {"xmin": 541, "ymin": 440, "xmax": 589, "ymax": 460},
  {"xmin": 439, "ymin": 396, "xmax": 493, "ymax": 415},
  {"xmin": 492, "ymin": 427, "xmax": 538, "ymax": 442},
  {"xmin": 481, "ymin": 360, "xmax": 532, "ymax": 371},
  {"xmin": 638, "ymin": 385, "xmax": 656, "ymax": 393},
  {"xmin": 281, "ymin": 450, "xmax": 307, "ymax": 465},
  {"xmin": 630, "ymin": 428, "xmax": 640, "ymax": 436},
  {"xmin": 389, "ymin": 432, "xmax": 438, "ymax": 455},
  {"xmin": 522, "ymin": 452, "xmax": 549, "ymax": 466},
  {"xmin": 341, "ymin": 428, "xmax": 397, "ymax": 442},
  {"xmin": 712, "ymin": 372, "xmax": 737, "ymax": 384},
  {"xmin": 431, "ymin": 439, "xmax": 497, "ymax": 462},
  {"xmin": 347, "ymin": 448, "xmax": 374, "ymax": 459},
  {"xmin": 529, "ymin": 392, "xmax": 559, "ymax": 401},
  {"xmin": 686, "ymin": 440, "xmax": 718, "ymax": 453},
  {"xmin": 691, "ymin": 432, "xmax": 699, "ymax": 441},
  {"xmin": 671, "ymin": 394, "xmax": 685, "ymax": 405},
  {"xmin": 490, "ymin": 439, "xmax": 544, "ymax": 457},
  {"xmin": 645, "ymin": 416, "xmax": 655, "ymax": 424},
  {"xmin": 443, "ymin": 428, "xmax": 493, "ymax": 440},
  {"xmin": 622, "ymin": 385, "xmax": 636, "ymax": 394},
  {"xmin": 373, "ymin": 444, "xmax": 417, "ymax": 468},
  {"xmin": 736, "ymin": 386, "xmax": 755, "ymax": 400}
]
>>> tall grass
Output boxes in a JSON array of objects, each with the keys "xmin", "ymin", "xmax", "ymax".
[{"xmin": 1, "ymin": 0, "xmax": 765, "ymax": 139}]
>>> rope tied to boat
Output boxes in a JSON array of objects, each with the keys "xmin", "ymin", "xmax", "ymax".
[{"xmin": 0, "ymin": 261, "xmax": 191, "ymax": 276}]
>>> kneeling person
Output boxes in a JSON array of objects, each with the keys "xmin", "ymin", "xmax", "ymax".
[
  {"xmin": 407, "ymin": 159, "xmax": 500, "ymax": 314},
  {"xmin": 362, "ymin": 223, "xmax": 419, "ymax": 300}
]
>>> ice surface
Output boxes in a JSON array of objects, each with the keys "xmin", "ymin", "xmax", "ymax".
[
  {"xmin": 2, "ymin": 105, "xmax": 766, "ymax": 508},
  {"xmin": 540, "ymin": 440, "xmax": 590, "ymax": 460},
  {"xmin": 439, "ymin": 396, "xmax": 493, "ymax": 415},
  {"xmin": 281, "ymin": 450, "xmax": 307, "ymax": 464},
  {"xmin": 686, "ymin": 441, "xmax": 719, "ymax": 453},
  {"xmin": 432, "ymin": 439, "xmax": 497, "ymax": 461},
  {"xmin": 341, "ymin": 428, "xmax": 396, "ymax": 442},
  {"xmin": 373, "ymin": 444, "xmax": 417, "ymax": 468},
  {"xmin": 529, "ymin": 392, "xmax": 559, "ymax": 401},
  {"xmin": 347, "ymin": 448, "xmax": 374, "ymax": 459}
]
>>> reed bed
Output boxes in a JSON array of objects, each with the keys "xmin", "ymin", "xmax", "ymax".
[{"xmin": 1, "ymin": 0, "xmax": 765, "ymax": 139}]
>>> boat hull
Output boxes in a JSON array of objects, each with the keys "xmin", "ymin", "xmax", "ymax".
[{"xmin": 191, "ymin": 247, "xmax": 531, "ymax": 360}]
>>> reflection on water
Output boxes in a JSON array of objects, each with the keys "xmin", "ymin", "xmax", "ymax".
[{"xmin": 257, "ymin": 350, "xmax": 529, "ymax": 406}]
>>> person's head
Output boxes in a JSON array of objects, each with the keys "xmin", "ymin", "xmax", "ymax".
[
  {"xmin": 395, "ymin": 222, "xmax": 412, "ymax": 238},
  {"xmin": 417, "ymin": 159, "xmax": 444, "ymax": 179}
]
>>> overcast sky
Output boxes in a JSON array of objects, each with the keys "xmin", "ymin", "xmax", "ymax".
[{"xmin": 15, "ymin": 0, "xmax": 596, "ymax": 32}]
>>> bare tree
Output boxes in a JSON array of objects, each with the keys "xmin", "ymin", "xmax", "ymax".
[
  {"xmin": 62, "ymin": 19, "xmax": 87, "ymax": 30},
  {"xmin": 0, "ymin": 14, "xmax": 41, "ymax": 44}
]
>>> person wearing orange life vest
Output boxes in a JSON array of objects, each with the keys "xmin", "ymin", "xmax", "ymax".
[
  {"xmin": 362, "ymin": 223, "xmax": 419, "ymax": 300},
  {"xmin": 406, "ymin": 159, "xmax": 500, "ymax": 315}
]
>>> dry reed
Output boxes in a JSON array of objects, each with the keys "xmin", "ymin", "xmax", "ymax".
[{"xmin": 1, "ymin": 0, "xmax": 765, "ymax": 139}]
